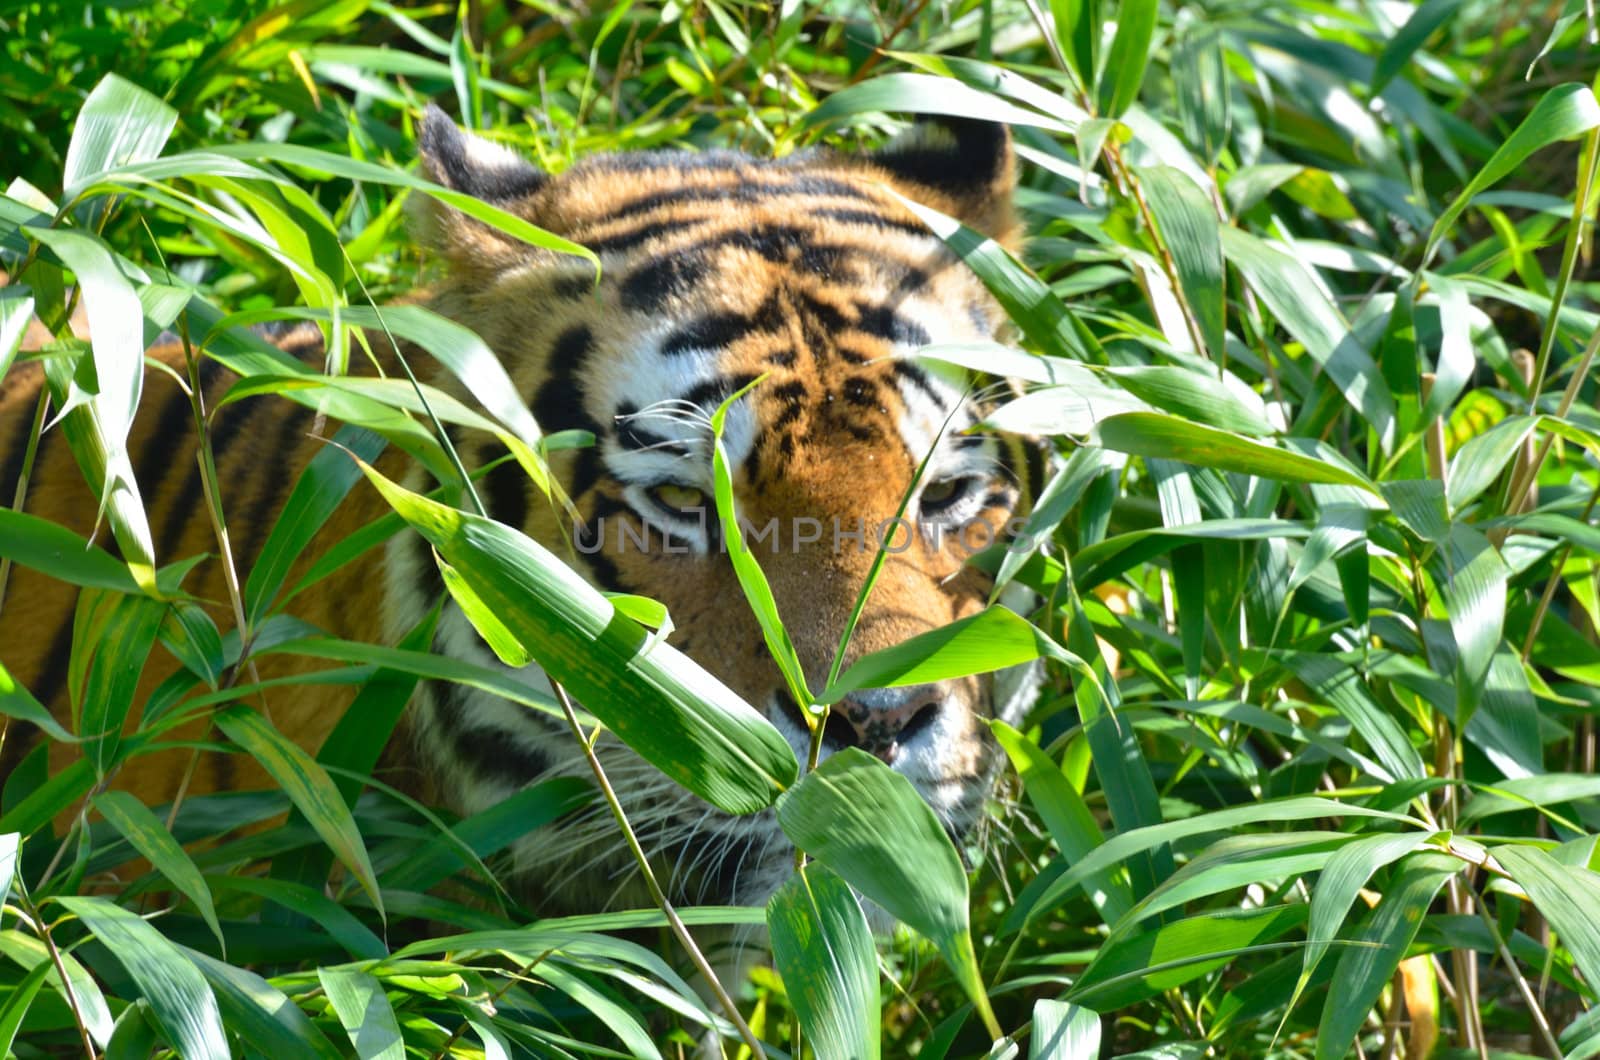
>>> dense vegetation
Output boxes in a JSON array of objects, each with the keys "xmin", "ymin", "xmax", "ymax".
[{"xmin": 2, "ymin": 0, "xmax": 1599, "ymax": 1056}]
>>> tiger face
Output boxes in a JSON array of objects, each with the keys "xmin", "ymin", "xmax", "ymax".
[{"xmin": 396, "ymin": 108, "xmax": 1044, "ymax": 908}]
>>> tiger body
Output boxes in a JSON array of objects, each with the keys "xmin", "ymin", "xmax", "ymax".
[{"xmin": 0, "ymin": 108, "xmax": 1041, "ymax": 910}]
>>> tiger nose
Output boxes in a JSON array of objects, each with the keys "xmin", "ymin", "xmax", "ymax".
[{"xmin": 825, "ymin": 684, "xmax": 948, "ymax": 763}]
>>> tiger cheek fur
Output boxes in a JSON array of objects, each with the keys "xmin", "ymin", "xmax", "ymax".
[{"xmin": 393, "ymin": 107, "xmax": 1042, "ymax": 910}]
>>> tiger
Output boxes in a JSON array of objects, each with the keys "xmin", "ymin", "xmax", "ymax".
[{"xmin": 0, "ymin": 104, "xmax": 1045, "ymax": 913}]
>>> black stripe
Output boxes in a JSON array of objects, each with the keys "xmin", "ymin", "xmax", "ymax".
[
  {"xmin": 606, "ymin": 176, "xmax": 877, "ymax": 224},
  {"xmin": 551, "ymin": 273, "xmax": 594, "ymax": 300},
  {"xmin": 841, "ymin": 376, "xmax": 882, "ymax": 409},
  {"xmin": 659, "ymin": 296, "xmax": 784, "ymax": 357},
  {"xmin": 480, "ymin": 443, "xmax": 529, "ymax": 530},
  {"xmin": 32, "ymin": 609, "xmax": 75, "ymax": 708},
  {"xmin": 428, "ymin": 680, "xmax": 552, "ymax": 786},
  {"xmin": 994, "ymin": 432, "xmax": 1020, "ymax": 488},
  {"xmin": 2, "ymin": 386, "xmax": 46, "ymax": 505},
  {"xmin": 575, "ymin": 492, "xmax": 631, "ymax": 594},
  {"xmin": 155, "ymin": 393, "xmax": 265, "ymax": 563},
  {"xmin": 854, "ymin": 303, "xmax": 930, "ymax": 347},
  {"xmin": 682, "ymin": 373, "xmax": 759, "ymax": 414},
  {"xmin": 237, "ymin": 402, "xmax": 318, "ymax": 570},
  {"xmin": 620, "ymin": 228, "xmax": 848, "ymax": 313},
  {"xmin": 411, "ymin": 526, "xmax": 445, "ymax": 603},
  {"xmin": 587, "ymin": 219, "xmax": 689, "ymax": 255},
  {"xmin": 531, "ymin": 326, "xmax": 603, "ymax": 439},
  {"xmin": 811, "ymin": 207, "xmax": 928, "ymax": 238},
  {"xmin": 612, "ymin": 404, "xmax": 685, "ymax": 454},
  {"xmin": 128, "ymin": 377, "xmax": 198, "ymax": 512},
  {"xmin": 892, "ymin": 361, "xmax": 947, "ymax": 411},
  {"xmin": 1024, "ymin": 439, "xmax": 1046, "ymax": 504},
  {"xmin": 567, "ymin": 447, "xmax": 604, "ymax": 501}
]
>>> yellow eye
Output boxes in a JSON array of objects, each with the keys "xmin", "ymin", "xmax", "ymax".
[
  {"xmin": 647, "ymin": 483, "xmax": 709, "ymax": 517},
  {"xmin": 920, "ymin": 477, "xmax": 973, "ymax": 515}
]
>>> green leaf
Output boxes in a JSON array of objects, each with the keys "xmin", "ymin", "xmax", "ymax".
[
  {"xmin": 1446, "ymin": 414, "xmax": 1537, "ymax": 513},
  {"xmin": 318, "ymin": 967, "xmax": 405, "ymax": 1060},
  {"xmin": 55, "ymin": 895, "xmax": 228, "ymax": 1060},
  {"xmin": 214, "ymin": 707, "xmax": 385, "ymax": 919},
  {"xmin": 1097, "ymin": 0, "xmax": 1159, "ymax": 117},
  {"xmin": 1372, "ymin": 0, "xmax": 1465, "ymax": 93},
  {"xmin": 803, "ymin": 72, "xmax": 1075, "ymax": 133},
  {"xmin": 0, "ymin": 663, "xmax": 75, "ymax": 742},
  {"xmin": 709, "ymin": 376, "xmax": 811, "ymax": 708},
  {"xmin": 185, "ymin": 947, "xmax": 344, "ymax": 1060},
  {"xmin": 92, "ymin": 790, "xmax": 223, "ymax": 952},
  {"xmin": 1438, "ymin": 526, "xmax": 1509, "ymax": 722},
  {"xmin": 1294, "ymin": 831, "xmax": 1438, "ymax": 1014},
  {"xmin": 993, "ymin": 721, "xmax": 1135, "ymax": 923},
  {"xmin": 1220, "ymin": 227, "xmax": 1397, "ymax": 449},
  {"xmin": 245, "ymin": 426, "xmax": 387, "ymax": 625},
  {"xmin": 206, "ymin": 142, "xmax": 597, "ymax": 271},
  {"xmin": 0, "ymin": 833, "xmax": 14, "ymax": 912},
  {"xmin": 1425, "ymin": 83, "xmax": 1600, "ymax": 262},
  {"xmin": 356, "ymin": 457, "xmax": 798, "ymax": 814},
  {"xmin": 0, "ymin": 928, "xmax": 114, "ymax": 1046},
  {"xmin": 1019, "ymin": 796, "xmax": 1421, "ymax": 929},
  {"xmin": 894, "ymin": 193, "xmax": 1096, "ymax": 362},
  {"xmin": 62, "ymin": 74, "xmax": 177, "ymax": 199},
  {"xmin": 209, "ymin": 875, "xmax": 386, "ymax": 960},
  {"xmin": 25, "ymin": 227, "xmax": 157, "ymax": 587},
  {"xmin": 1134, "ymin": 167, "xmax": 1225, "ymax": 361},
  {"xmin": 1462, "ymin": 773, "xmax": 1600, "ymax": 824},
  {"xmin": 777, "ymin": 749, "xmax": 999, "ymax": 1039},
  {"xmin": 1073, "ymin": 906, "xmax": 1307, "ymax": 1009},
  {"xmin": 1283, "ymin": 653, "xmax": 1426, "ymax": 783},
  {"xmin": 0, "ymin": 961, "xmax": 51, "ymax": 1056},
  {"xmin": 822, "ymin": 606, "xmax": 1053, "ymax": 704},
  {"xmin": 1106, "ymin": 365, "xmax": 1271, "ymax": 436},
  {"xmin": 1495, "ymin": 844, "xmax": 1600, "ymax": 990},
  {"xmin": 78, "ymin": 591, "xmax": 166, "ymax": 774},
  {"xmin": 767, "ymin": 863, "xmax": 879, "ymax": 1060},
  {"xmin": 1031, "ymin": 999, "xmax": 1100, "ymax": 1059},
  {"xmin": 1315, "ymin": 854, "xmax": 1459, "ymax": 1060},
  {"xmin": 1090, "ymin": 412, "xmax": 1378, "ymax": 491},
  {"xmin": 0, "ymin": 286, "xmax": 33, "ymax": 379}
]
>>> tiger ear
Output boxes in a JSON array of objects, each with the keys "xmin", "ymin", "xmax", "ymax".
[
  {"xmin": 862, "ymin": 118, "xmax": 1017, "ymax": 245},
  {"xmin": 418, "ymin": 103, "xmax": 544, "ymax": 201},
  {"xmin": 414, "ymin": 104, "xmax": 546, "ymax": 267}
]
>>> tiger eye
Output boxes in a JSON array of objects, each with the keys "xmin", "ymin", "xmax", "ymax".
[{"xmin": 650, "ymin": 483, "xmax": 710, "ymax": 514}]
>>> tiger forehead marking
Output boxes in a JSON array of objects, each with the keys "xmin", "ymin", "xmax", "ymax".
[{"xmin": 398, "ymin": 108, "xmax": 1043, "ymax": 910}]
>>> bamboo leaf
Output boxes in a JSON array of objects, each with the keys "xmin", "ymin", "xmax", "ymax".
[
  {"xmin": 1135, "ymin": 167, "xmax": 1225, "ymax": 361},
  {"xmin": 1315, "ymin": 854, "xmax": 1459, "ymax": 1060},
  {"xmin": 92, "ymin": 790, "xmax": 223, "ymax": 952},
  {"xmin": 1426, "ymin": 83, "xmax": 1600, "ymax": 262},
  {"xmin": 214, "ymin": 707, "xmax": 385, "ymax": 919},
  {"xmin": 767, "ymin": 863, "xmax": 880, "ymax": 1060},
  {"xmin": 318, "ymin": 967, "xmax": 405, "ymax": 1060},
  {"xmin": 1031, "ymin": 999, "xmax": 1100, "ymax": 1059},
  {"xmin": 821, "ymin": 606, "xmax": 1054, "ymax": 705},
  {"xmin": 777, "ymin": 748, "xmax": 1000, "ymax": 1039},
  {"xmin": 1090, "ymin": 412, "xmax": 1378, "ymax": 491},
  {"xmin": 55, "ymin": 895, "xmax": 228, "ymax": 1060}
]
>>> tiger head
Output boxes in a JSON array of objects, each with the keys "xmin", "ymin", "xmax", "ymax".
[{"xmin": 395, "ymin": 107, "xmax": 1044, "ymax": 907}]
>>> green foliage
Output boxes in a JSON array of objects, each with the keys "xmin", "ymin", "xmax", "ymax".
[{"xmin": 1, "ymin": 0, "xmax": 1599, "ymax": 1057}]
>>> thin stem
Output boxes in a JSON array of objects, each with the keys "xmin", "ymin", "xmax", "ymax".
[
  {"xmin": 550, "ymin": 679, "xmax": 765, "ymax": 1058},
  {"xmin": 1521, "ymin": 478, "xmax": 1600, "ymax": 662},
  {"xmin": 1467, "ymin": 877, "xmax": 1562, "ymax": 1057},
  {"xmin": 1503, "ymin": 322, "xmax": 1600, "ymax": 513},
  {"xmin": 18, "ymin": 883, "xmax": 97, "ymax": 1059},
  {"xmin": 0, "ymin": 386, "xmax": 50, "ymax": 616},
  {"xmin": 1522, "ymin": 127, "xmax": 1597, "ymax": 417}
]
